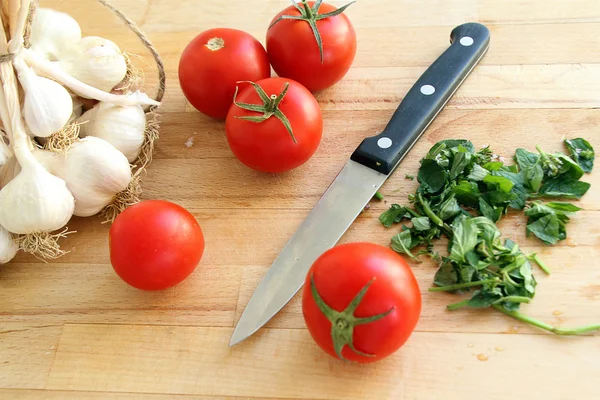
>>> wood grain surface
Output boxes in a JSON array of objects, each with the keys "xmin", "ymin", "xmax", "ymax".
[{"xmin": 1, "ymin": 0, "xmax": 600, "ymax": 399}]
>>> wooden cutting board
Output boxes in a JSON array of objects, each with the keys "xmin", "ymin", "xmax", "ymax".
[{"xmin": 1, "ymin": 0, "xmax": 600, "ymax": 399}]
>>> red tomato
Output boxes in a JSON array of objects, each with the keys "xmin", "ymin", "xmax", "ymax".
[
  {"xmin": 266, "ymin": 1, "xmax": 357, "ymax": 91},
  {"xmin": 109, "ymin": 200, "xmax": 205, "ymax": 291},
  {"xmin": 225, "ymin": 77, "xmax": 323, "ymax": 173},
  {"xmin": 302, "ymin": 242, "xmax": 421, "ymax": 363},
  {"xmin": 178, "ymin": 28, "xmax": 271, "ymax": 120}
]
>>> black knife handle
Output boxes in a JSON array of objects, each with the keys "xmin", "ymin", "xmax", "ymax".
[{"xmin": 350, "ymin": 22, "xmax": 490, "ymax": 175}]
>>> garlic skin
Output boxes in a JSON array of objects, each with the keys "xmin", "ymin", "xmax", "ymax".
[
  {"xmin": 0, "ymin": 154, "xmax": 20, "ymax": 189},
  {"xmin": 0, "ymin": 162, "xmax": 75, "ymax": 235},
  {"xmin": 14, "ymin": 57, "xmax": 73, "ymax": 138},
  {"xmin": 34, "ymin": 137, "xmax": 132, "ymax": 217},
  {"xmin": 0, "ymin": 224, "xmax": 18, "ymax": 264},
  {"xmin": 78, "ymin": 101, "xmax": 146, "ymax": 162},
  {"xmin": 29, "ymin": 8, "xmax": 82, "ymax": 61},
  {"xmin": 59, "ymin": 36, "xmax": 127, "ymax": 94}
]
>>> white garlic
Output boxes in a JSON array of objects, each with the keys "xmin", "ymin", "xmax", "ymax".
[
  {"xmin": 13, "ymin": 57, "xmax": 73, "ymax": 138},
  {"xmin": 0, "ymin": 224, "xmax": 18, "ymax": 264},
  {"xmin": 34, "ymin": 137, "xmax": 132, "ymax": 217},
  {"xmin": 59, "ymin": 36, "xmax": 127, "ymax": 94},
  {"xmin": 78, "ymin": 101, "xmax": 146, "ymax": 162},
  {"xmin": 0, "ymin": 160, "xmax": 75, "ymax": 235},
  {"xmin": 29, "ymin": 8, "xmax": 82, "ymax": 61}
]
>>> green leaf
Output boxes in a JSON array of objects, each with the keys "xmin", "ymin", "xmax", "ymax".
[
  {"xmin": 556, "ymin": 154, "xmax": 584, "ymax": 180},
  {"xmin": 538, "ymin": 177, "xmax": 590, "ymax": 199},
  {"xmin": 468, "ymin": 289, "xmax": 503, "ymax": 308},
  {"xmin": 483, "ymin": 161, "xmax": 504, "ymax": 171},
  {"xmin": 391, "ymin": 230, "xmax": 420, "ymax": 262},
  {"xmin": 428, "ymin": 140, "xmax": 475, "ymax": 157},
  {"xmin": 449, "ymin": 151, "xmax": 472, "ymax": 180},
  {"xmin": 478, "ymin": 197, "xmax": 501, "ymax": 222},
  {"xmin": 526, "ymin": 213, "xmax": 560, "ymax": 245},
  {"xmin": 417, "ymin": 159, "xmax": 447, "ymax": 193},
  {"xmin": 453, "ymin": 181, "xmax": 480, "ymax": 207},
  {"xmin": 379, "ymin": 204, "xmax": 410, "ymax": 228},
  {"xmin": 437, "ymin": 194, "xmax": 461, "ymax": 221},
  {"xmin": 450, "ymin": 216, "xmax": 479, "ymax": 263},
  {"xmin": 544, "ymin": 202, "xmax": 582, "ymax": 213},
  {"xmin": 514, "ymin": 148, "xmax": 539, "ymax": 170},
  {"xmin": 564, "ymin": 138, "xmax": 595, "ymax": 173},
  {"xmin": 467, "ymin": 164, "xmax": 489, "ymax": 181},
  {"xmin": 525, "ymin": 163, "xmax": 544, "ymax": 192},
  {"xmin": 483, "ymin": 174, "xmax": 514, "ymax": 193},
  {"xmin": 411, "ymin": 216, "xmax": 431, "ymax": 231},
  {"xmin": 434, "ymin": 262, "xmax": 458, "ymax": 287}
]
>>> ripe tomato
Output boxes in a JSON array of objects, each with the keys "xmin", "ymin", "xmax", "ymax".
[
  {"xmin": 302, "ymin": 242, "xmax": 421, "ymax": 363},
  {"xmin": 225, "ymin": 77, "xmax": 323, "ymax": 173},
  {"xmin": 266, "ymin": 1, "xmax": 356, "ymax": 92},
  {"xmin": 178, "ymin": 28, "xmax": 271, "ymax": 120},
  {"xmin": 109, "ymin": 200, "xmax": 205, "ymax": 291}
]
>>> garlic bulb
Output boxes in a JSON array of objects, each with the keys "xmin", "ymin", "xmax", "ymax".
[
  {"xmin": 0, "ymin": 224, "xmax": 18, "ymax": 264},
  {"xmin": 13, "ymin": 57, "xmax": 73, "ymax": 137},
  {"xmin": 78, "ymin": 101, "xmax": 146, "ymax": 162},
  {"xmin": 0, "ymin": 161, "xmax": 75, "ymax": 235},
  {"xmin": 0, "ymin": 152, "xmax": 19, "ymax": 189},
  {"xmin": 29, "ymin": 8, "xmax": 82, "ymax": 61},
  {"xmin": 34, "ymin": 137, "xmax": 132, "ymax": 217},
  {"xmin": 59, "ymin": 36, "xmax": 127, "ymax": 94}
]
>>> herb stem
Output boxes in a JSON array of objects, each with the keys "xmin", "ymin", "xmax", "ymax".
[
  {"xmin": 492, "ymin": 305, "xmax": 600, "ymax": 335},
  {"xmin": 495, "ymin": 296, "xmax": 531, "ymax": 304},
  {"xmin": 446, "ymin": 299, "xmax": 470, "ymax": 311},
  {"xmin": 417, "ymin": 193, "xmax": 444, "ymax": 227},
  {"xmin": 429, "ymin": 278, "xmax": 499, "ymax": 292},
  {"xmin": 528, "ymin": 253, "xmax": 551, "ymax": 275}
]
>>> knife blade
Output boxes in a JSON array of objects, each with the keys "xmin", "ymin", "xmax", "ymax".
[{"xmin": 230, "ymin": 22, "xmax": 490, "ymax": 347}]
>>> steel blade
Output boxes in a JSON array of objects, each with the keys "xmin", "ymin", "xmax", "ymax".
[{"xmin": 230, "ymin": 160, "xmax": 387, "ymax": 346}]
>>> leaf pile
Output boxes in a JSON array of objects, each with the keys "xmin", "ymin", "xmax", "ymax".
[{"xmin": 380, "ymin": 138, "xmax": 599, "ymax": 335}]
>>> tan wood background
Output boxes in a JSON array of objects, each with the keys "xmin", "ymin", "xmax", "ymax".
[{"xmin": 2, "ymin": 0, "xmax": 600, "ymax": 399}]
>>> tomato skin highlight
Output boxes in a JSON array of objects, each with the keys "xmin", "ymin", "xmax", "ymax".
[
  {"xmin": 302, "ymin": 242, "xmax": 421, "ymax": 363},
  {"xmin": 178, "ymin": 28, "xmax": 271, "ymax": 120},
  {"xmin": 266, "ymin": 2, "xmax": 357, "ymax": 92},
  {"xmin": 109, "ymin": 200, "xmax": 205, "ymax": 291},
  {"xmin": 225, "ymin": 77, "xmax": 323, "ymax": 173}
]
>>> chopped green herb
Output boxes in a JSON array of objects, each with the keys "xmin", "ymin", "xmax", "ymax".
[
  {"xmin": 405, "ymin": 174, "xmax": 415, "ymax": 180},
  {"xmin": 373, "ymin": 191, "xmax": 384, "ymax": 201},
  {"xmin": 381, "ymin": 138, "xmax": 597, "ymax": 335}
]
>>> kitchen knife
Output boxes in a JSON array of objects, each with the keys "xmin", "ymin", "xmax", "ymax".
[{"xmin": 230, "ymin": 22, "xmax": 490, "ymax": 346}]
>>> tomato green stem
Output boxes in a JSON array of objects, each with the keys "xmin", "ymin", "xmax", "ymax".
[
  {"xmin": 269, "ymin": 0, "xmax": 356, "ymax": 63},
  {"xmin": 492, "ymin": 305, "xmax": 600, "ymax": 335},
  {"xmin": 232, "ymin": 81, "xmax": 297, "ymax": 144},
  {"xmin": 310, "ymin": 274, "xmax": 394, "ymax": 362}
]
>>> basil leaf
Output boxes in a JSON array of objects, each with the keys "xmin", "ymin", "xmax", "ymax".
[
  {"xmin": 453, "ymin": 181, "xmax": 480, "ymax": 207},
  {"xmin": 467, "ymin": 164, "xmax": 489, "ymax": 181},
  {"xmin": 479, "ymin": 197, "xmax": 501, "ymax": 222},
  {"xmin": 514, "ymin": 148, "xmax": 539, "ymax": 170},
  {"xmin": 391, "ymin": 230, "xmax": 420, "ymax": 261},
  {"xmin": 379, "ymin": 204, "xmax": 410, "ymax": 228},
  {"xmin": 438, "ymin": 194, "xmax": 461, "ymax": 221},
  {"xmin": 418, "ymin": 159, "xmax": 447, "ymax": 193},
  {"xmin": 411, "ymin": 216, "xmax": 431, "ymax": 231},
  {"xmin": 538, "ymin": 177, "xmax": 590, "ymax": 199},
  {"xmin": 526, "ymin": 213, "xmax": 560, "ymax": 245},
  {"xmin": 525, "ymin": 163, "xmax": 544, "ymax": 192},
  {"xmin": 449, "ymin": 151, "xmax": 472, "ymax": 180},
  {"xmin": 492, "ymin": 170, "xmax": 528, "ymax": 209},
  {"xmin": 483, "ymin": 161, "xmax": 504, "ymax": 171},
  {"xmin": 565, "ymin": 138, "xmax": 595, "ymax": 173},
  {"xmin": 434, "ymin": 262, "xmax": 458, "ymax": 287},
  {"xmin": 484, "ymin": 174, "xmax": 514, "ymax": 193},
  {"xmin": 544, "ymin": 202, "xmax": 582, "ymax": 213},
  {"xmin": 450, "ymin": 216, "xmax": 479, "ymax": 262},
  {"xmin": 468, "ymin": 289, "xmax": 503, "ymax": 308},
  {"xmin": 556, "ymin": 154, "xmax": 584, "ymax": 180}
]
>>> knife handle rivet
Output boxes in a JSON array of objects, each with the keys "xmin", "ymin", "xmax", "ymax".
[
  {"xmin": 420, "ymin": 84, "xmax": 435, "ymax": 95},
  {"xmin": 459, "ymin": 36, "xmax": 474, "ymax": 46},
  {"xmin": 377, "ymin": 137, "xmax": 393, "ymax": 149}
]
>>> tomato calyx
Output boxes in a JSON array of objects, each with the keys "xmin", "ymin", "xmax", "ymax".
[
  {"xmin": 310, "ymin": 273, "xmax": 395, "ymax": 362},
  {"xmin": 233, "ymin": 81, "xmax": 297, "ymax": 143},
  {"xmin": 269, "ymin": 0, "xmax": 356, "ymax": 63},
  {"xmin": 205, "ymin": 37, "xmax": 225, "ymax": 51}
]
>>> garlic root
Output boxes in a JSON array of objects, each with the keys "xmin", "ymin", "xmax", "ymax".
[
  {"xmin": 16, "ymin": 227, "xmax": 74, "ymax": 261},
  {"xmin": 101, "ymin": 168, "xmax": 142, "ymax": 223},
  {"xmin": 42, "ymin": 122, "xmax": 82, "ymax": 154}
]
